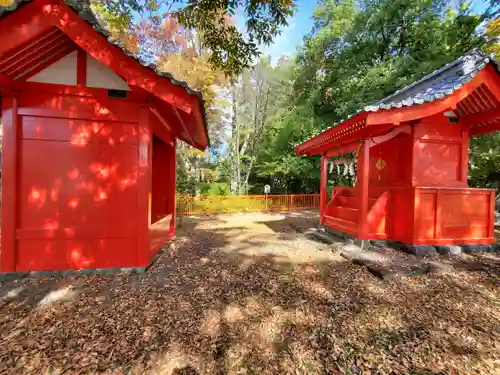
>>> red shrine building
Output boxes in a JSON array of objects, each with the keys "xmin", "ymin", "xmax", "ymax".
[
  {"xmin": 297, "ymin": 51, "xmax": 500, "ymax": 248},
  {"xmin": 0, "ymin": 0, "xmax": 209, "ymax": 272}
]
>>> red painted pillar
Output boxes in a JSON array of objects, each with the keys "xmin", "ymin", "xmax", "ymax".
[
  {"xmin": 460, "ymin": 128, "xmax": 469, "ymax": 185},
  {"xmin": 76, "ymin": 48, "xmax": 87, "ymax": 87},
  {"xmin": 357, "ymin": 139, "xmax": 371, "ymax": 239},
  {"xmin": 167, "ymin": 139, "xmax": 177, "ymax": 237},
  {"xmin": 320, "ymin": 154, "xmax": 328, "ymax": 223},
  {"xmin": 489, "ymin": 190, "xmax": 495, "ymax": 241},
  {"xmin": 137, "ymin": 106, "xmax": 152, "ymax": 266},
  {"xmin": 1, "ymin": 97, "xmax": 17, "ymax": 272}
]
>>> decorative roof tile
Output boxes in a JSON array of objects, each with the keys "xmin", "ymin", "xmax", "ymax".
[
  {"xmin": 365, "ymin": 49, "xmax": 499, "ymax": 112},
  {"xmin": 296, "ymin": 50, "xmax": 500, "ymax": 154}
]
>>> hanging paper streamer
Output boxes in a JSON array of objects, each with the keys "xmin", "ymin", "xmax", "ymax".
[
  {"xmin": 348, "ymin": 162, "xmax": 355, "ymax": 176},
  {"xmin": 329, "ymin": 161, "xmax": 334, "ymax": 174}
]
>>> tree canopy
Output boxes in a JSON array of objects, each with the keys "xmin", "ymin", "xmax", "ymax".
[
  {"xmin": 92, "ymin": 0, "xmax": 295, "ymax": 77},
  {"xmin": 93, "ymin": 0, "xmax": 500, "ymax": 196},
  {"xmin": 213, "ymin": 0, "xmax": 500, "ymax": 195}
]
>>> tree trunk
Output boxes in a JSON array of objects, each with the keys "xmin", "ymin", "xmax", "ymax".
[
  {"xmin": 230, "ymin": 83, "xmax": 241, "ymax": 194},
  {"xmin": 241, "ymin": 85, "xmax": 271, "ymax": 193}
]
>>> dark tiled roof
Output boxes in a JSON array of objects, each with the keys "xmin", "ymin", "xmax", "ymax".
[
  {"xmin": 365, "ymin": 49, "xmax": 499, "ymax": 112},
  {"xmin": 296, "ymin": 50, "xmax": 500, "ymax": 154},
  {"xmin": 0, "ymin": 0, "xmax": 208, "ymax": 145}
]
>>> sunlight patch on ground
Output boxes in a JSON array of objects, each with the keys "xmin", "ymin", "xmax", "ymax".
[
  {"xmin": 244, "ymin": 296, "xmax": 265, "ymax": 317},
  {"xmin": 305, "ymin": 281, "xmax": 334, "ymax": 300},
  {"xmin": 280, "ymin": 341, "xmax": 322, "ymax": 374},
  {"xmin": 155, "ymin": 342, "xmax": 207, "ymax": 375},
  {"xmin": 257, "ymin": 307, "xmax": 287, "ymax": 346},
  {"xmin": 200, "ymin": 309, "xmax": 220, "ymax": 337},
  {"xmin": 238, "ymin": 257, "xmax": 256, "ymax": 271},
  {"xmin": 362, "ymin": 280, "xmax": 391, "ymax": 296},
  {"xmin": 2, "ymin": 286, "xmax": 26, "ymax": 301},
  {"xmin": 37, "ymin": 286, "xmax": 79, "ymax": 308},
  {"xmin": 226, "ymin": 343, "xmax": 251, "ymax": 371},
  {"xmin": 224, "ymin": 304, "xmax": 245, "ymax": 323},
  {"xmin": 371, "ymin": 308, "xmax": 405, "ymax": 332}
]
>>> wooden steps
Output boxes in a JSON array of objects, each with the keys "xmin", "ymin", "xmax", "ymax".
[
  {"xmin": 324, "ymin": 188, "xmax": 390, "ymax": 240},
  {"xmin": 325, "ymin": 188, "xmax": 387, "ymax": 238},
  {"xmin": 330, "ymin": 206, "xmax": 358, "ymax": 222},
  {"xmin": 336, "ymin": 196, "xmax": 377, "ymax": 209},
  {"xmin": 323, "ymin": 215, "xmax": 357, "ymax": 237}
]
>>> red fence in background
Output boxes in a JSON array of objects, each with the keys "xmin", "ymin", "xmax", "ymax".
[{"xmin": 177, "ymin": 194, "xmax": 320, "ymax": 216}]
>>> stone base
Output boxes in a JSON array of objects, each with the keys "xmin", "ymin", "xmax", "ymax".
[
  {"xmin": 460, "ymin": 244, "xmax": 500, "ymax": 253},
  {"xmin": 321, "ymin": 226, "xmax": 350, "ymax": 242},
  {"xmin": 435, "ymin": 245, "xmax": 462, "ymax": 255},
  {"xmin": 321, "ymin": 226, "xmax": 371, "ymax": 249},
  {"xmin": 387, "ymin": 241, "xmax": 437, "ymax": 256},
  {"xmin": 306, "ymin": 228, "xmax": 343, "ymax": 245},
  {"xmin": 387, "ymin": 242, "xmax": 499, "ymax": 256}
]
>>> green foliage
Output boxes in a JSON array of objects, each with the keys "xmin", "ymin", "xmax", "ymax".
[
  {"xmin": 469, "ymin": 133, "xmax": 500, "ymax": 188},
  {"xmin": 244, "ymin": 0, "xmax": 497, "ymax": 193},
  {"xmin": 92, "ymin": 0, "xmax": 295, "ymax": 77},
  {"xmin": 102, "ymin": 0, "xmax": 500, "ymax": 195},
  {"xmin": 485, "ymin": 19, "xmax": 500, "ymax": 60},
  {"xmin": 182, "ymin": 197, "xmax": 267, "ymax": 214},
  {"xmin": 201, "ymin": 182, "xmax": 231, "ymax": 196},
  {"xmin": 294, "ymin": 0, "xmax": 485, "ymax": 123}
]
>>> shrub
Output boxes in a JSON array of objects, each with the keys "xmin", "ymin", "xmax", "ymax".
[{"xmin": 201, "ymin": 182, "xmax": 231, "ymax": 196}]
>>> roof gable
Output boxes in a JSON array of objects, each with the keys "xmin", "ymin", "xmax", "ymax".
[
  {"xmin": 296, "ymin": 50, "xmax": 500, "ymax": 156},
  {"xmin": 0, "ymin": 0, "xmax": 209, "ymax": 149},
  {"xmin": 27, "ymin": 50, "xmax": 79, "ymax": 85},
  {"xmin": 367, "ymin": 50, "xmax": 499, "ymax": 112}
]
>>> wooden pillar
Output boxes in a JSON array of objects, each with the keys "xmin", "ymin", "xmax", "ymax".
[
  {"xmin": 137, "ymin": 106, "xmax": 152, "ymax": 266},
  {"xmin": 76, "ymin": 48, "xmax": 87, "ymax": 87},
  {"xmin": 167, "ymin": 139, "xmax": 177, "ymax": 237},
  {"xmin": 357, "ymin": 139, "xmax": 371, "ymax": 239},
  {"xmin": 1, "ymin": 97, "xmax": 17, "ymax": 272},
  {"xmin": 460, "ymin": 128, "xmax": 469, "ymax": 185},
  {"xmin": 489, "ymin": 190, "xmax": 496, "ymax": 241},
  {"xmin": 320, "ymin": 154, "xmax": 328, "ymax": 223}
]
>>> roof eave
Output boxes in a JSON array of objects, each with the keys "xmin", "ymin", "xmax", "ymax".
[{"xmin": 0, "ymin": 0, "xmax": 210, "ymax": 149}]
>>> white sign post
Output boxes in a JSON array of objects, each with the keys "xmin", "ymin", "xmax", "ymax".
[{"xmin": 264, "ymin": 184, "xmax": 271, "ymax": 211}]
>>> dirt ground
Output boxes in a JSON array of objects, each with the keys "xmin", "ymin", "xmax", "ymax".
[{"xmin": 1, "ymin": 211, "xmax": 500, "ymax": 374}]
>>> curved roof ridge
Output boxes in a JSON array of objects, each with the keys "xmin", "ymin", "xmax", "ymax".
[
  {"xmin": 364, "ymin": 49, "xmax": 498, "ymax": 112},
  {"xmin": 0, "ymin": 0, "xmax": 205, "ymax": 102}
]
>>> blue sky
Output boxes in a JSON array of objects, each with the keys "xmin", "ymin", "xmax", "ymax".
[
  {"xmin": 235, "ymin": 0, "xmax": 318, "ymax": 65},
  {"xmin": 237, "ymin": 0, "xmax": 493, "ymax": 66},
  {"xmin": 258, "ymin": 0, "xmax": 319, "ymax": 64}
]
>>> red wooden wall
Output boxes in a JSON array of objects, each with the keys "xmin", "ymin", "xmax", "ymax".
[
  {"xmin": 1, "ymin": 92, "xmax": 147, "ymax": 271},
  {"xmin": 389, "ymin": 187, "xmax": 494, "ymax": 245},
  {"xmin": 363, "ymin": 114, "xmax": 493, "ymax": 245},
  {"xmin": 369, "ymin": 133, "xmax": 412, "ymax": 189},
  {"xmin": 148, "ymin": 134, "xmax": 177, "ymax": 258},
  {"xmin": 151, "ymin": 136, "xmax": 171, "ymax": 224},
  {"xmin": 0, "ymin": 87, "xmax": 178, "ymax": 272},
  {"xmin": 411, "ymin": 113, "xmax": 468, "ymax": 187}
]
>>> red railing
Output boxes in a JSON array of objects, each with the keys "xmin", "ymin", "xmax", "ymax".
[{"xmin": 177, "ymin": 194, "xmax": 320, "ymax": 216}]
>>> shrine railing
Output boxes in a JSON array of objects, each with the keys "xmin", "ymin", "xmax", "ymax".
[{"xmin": 177, "ymin": 194, "xmax": 320, "ymax": 216}]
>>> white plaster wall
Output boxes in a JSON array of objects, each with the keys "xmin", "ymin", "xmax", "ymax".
[
  {"xmin": 86, "ymin": 54, "xmax": 130, "ymax": 91},
  {"xmin": 27, "ymin": 51, "xmax": 77, "ymax": 86}
]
